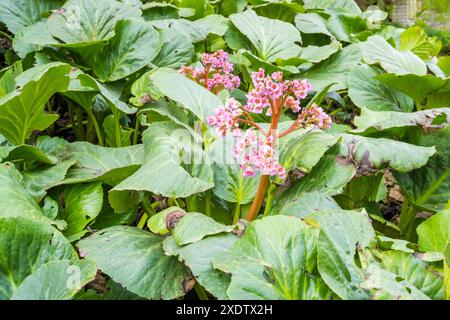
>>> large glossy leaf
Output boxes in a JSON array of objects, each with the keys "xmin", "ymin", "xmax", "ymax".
[
  {"xmin": 0, "ymin": 144, "xmax": 58, "ymax": 165},
  {"xmin": 279, "ymin": 129, "xmax": 340, "ymax": 174},
  {"xmin": 112, "ymin": 122, "xmax": 214, "ymax": 198},
  {"xmin": 417, "ymin": 210, "xmax": 450, "ymax": 254},
  {"xmin": 229, "ymin": 10, "xmax": 301, "ymax": 62},
  {"xmin": 348, "ymin": 65, "xmax": 414, "ymax": 112},
  {"xmin": 0, "ymin": 0, "xmax": 60, "ymax": 34},
  {"xmin": 361, "ymin": 264, "xmax": 431, "ymax": 300},
  {"xmin": 56, "ymin": 142, "xmax": 144, "ymax": 186},
  {"xmin": 151, "ymin": 28, "xmax": 195, "ymax": 69},
  {"xmin": 377, "ymin": 250, "xmax": 444, "ymax": 299},
  {"xmin": 173, "ymin": 212, "xmax": 234, "ymax": 246},
  {"xmin": 0, "ymin": 217, "xmax": 77, "ymax": 299},
  {"xmin": 395, "ymin": 126, "xmax": 450, "ymax": 212},
  {"xmin": 47, "ymin": 0, "xmax": 141, "ymax": 47},
  {"xmin": 62, "ymin": 182, "xmax": 103, "ymax": 238},
  {"xmin": 77, "ymin": 73, "xmax": 137, "ymax": 114},
  {"xmin": 0, "ymin": 164, "xmax": 48, "ymax": 221},
  {"xmin": 148, "ymin": 68, "xmax": 223, "ymax": 123},
  {"xmin": 11, "ymin": 259, "xmax": 97, "ymax": 300},
  {"xmin": 0, "ymin": 63, "xmax": 70, "ymax": 145},
  {"xmin": 360, "ymin": 35, "xmax": 427, "ymax": 75},
  {"xmin": 295, "ymin": 13, "xmax": 333, "ymax": 38},
  {"xmin": 163, "ymin": 233, "xmax": 238, "ymax": 299},
  {"xmin": 92, "ymin": 19, "xmax": 161, "ymax": 82},
  {"xmin": 310, "ymin": 209, "xmax": 375, "ymax": 299},
  {"xmin": 297, "ymin": 40, "xmax": 341, "ymax": 64},
  {"xmin": 213, "ymin": 216, "xmax": 331, "ymax": 299},
  {"xmin": 275, "ymin": 192, "xmax": 341, "ymax": 218},
  {"xmin": 303, "ymin": 0, "xmax": 361, "ymax": 13},
  {"xmin": 353, "ymin": 108, "xmax": 450, "ymax": 133},
  {"xmin": 276, "ymin": 146, "xmax": 357, "ymax": 205},
  {"xmin": 253, "ymin": 2, "xmax": 305, "ymax": 23},
  {"xmin": 338, "ymin": 134, "xmax": 435, "ymax": 173},
  {"xmin": 302, "ymin": 44, "xmax": 361, "ymax": 92},
  {"xmin": 22, "ymin": 160, "xmax": 77, "ymax": 201},
  {"xmin": 375, "ymin": 73, "xmax": 449, "ymax": 107},
  {"xmin": 77, "ymin": 226, "xmax": 192, "ymax": 300}
]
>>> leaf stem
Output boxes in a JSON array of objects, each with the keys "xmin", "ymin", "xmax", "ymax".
[
  {"xmin": 186, "ymin": 195, "xmax": 197, "ymax": 212},
  {"xmin": 399, "ymin": 197, "xmax": 416, "ymax": 240},
  {"xmin": 262, "ymin": 184, "xmax": 275, "ymax": 217},
  {"xmin": 133, "ymin": 116, "xmax": 140, "ymax": 145},
  {"xmin": 194, "ymin": 282, "xmax": 209, "ymax": 300},
  {"xmin": 0, "ymin": 30, "xmax": 13, "ymax": 42},
  {"xmin": 233, "ymin": 202, "xmax": 241, "ymax": 224},
  {"xmin": 204, "ymin": 190, "xmax": 212, "ymax": 217},
  {"xmin": 86, "ymin": 109, "xmax": 104, "ymax": 146}
]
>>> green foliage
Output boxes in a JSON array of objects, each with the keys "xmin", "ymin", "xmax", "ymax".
[{"xmin": 0, "ymin": 0, "xmax": 448, "ymax": 301}]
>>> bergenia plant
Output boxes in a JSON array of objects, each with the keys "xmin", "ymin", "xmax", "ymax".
[{"xmin": 182, "ymin": 55, "xmax": 332, "ymax": 222}]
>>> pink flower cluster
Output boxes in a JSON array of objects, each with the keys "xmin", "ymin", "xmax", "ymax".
[
  {"xmin": 207, "ymin": 98, "xmax": 242, "ymax": 136},
  {"xmin": 298, "ymin": 104, "xmax": 332, "ymax": 129},
  {"xmin": 245, "ymin": 68, "xmax": 312, "ymax": 115},
  {"xmin": 206, "ymin": 66, "xmax": 332, "ymax": 180},
  {"xmin": 233, "ymin": 130, "xmax": 286, "ymax": 179},
  {"xmin": 179, "ymin": 50, "xmax": 240, "ymax": 93}
]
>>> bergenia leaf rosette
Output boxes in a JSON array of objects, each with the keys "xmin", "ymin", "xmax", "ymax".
[
  {"xmin": 207, "ymin": 68, "xmax": 332, "ymax": 221},
  {"xmin": 179, "ymin": 50, "xmax": 240, "ymax": 94}
]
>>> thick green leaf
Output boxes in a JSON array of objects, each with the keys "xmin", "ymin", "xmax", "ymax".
[
  {"xmin": 92, "ymin": 19, "xmax": 160, "ymax": 82},
  {"xmin": 77, "ymin": 73, "xmax": 137, "ymax": 114},
  {"xmin": 56, "ymin": 142, "xmax": 144, "ymax": 185},
  {"xmin": 163, "ymin": 233, "xmax": 238, "ymax": 299},
  {"xmin": 11, "ymin": 259, "xmax": 97, "ymax": 300},
  {"xmin": 354, "ymin": 108, "xmax": 450, "ymax": 133},
  {"xmin": 310, "ymin": 209, "xmax": 375, "ymax": 299},
  {"xmin": 151, "ymin": 28, "xmax": 195, "ymax": 69},
  {"xmin": 77, "ymin": 226, "xmax": 192, "ymax": 300},
  {"xmin": 302, "ymin": 44, "xmax": 361, "ymax": 92},
  {"xmin": 348, "ymin": 65, "xmax": 414, "ymax": 112},
  {"xmin": 213, "ymin": 216, "xmax": 331, "ymax": 299},
  {"xmin": 277, "ymin": 146, "xmax": 357, "ymax": 203},
  {"xmin": 375, "ymin": 73, "xmax": 449, "ymax": 107},
  {"xmin": 0, "ymin": 164, "xmax": 48, "ymax": 221},
  {"xmin": 339, "ymin": 134, "xmax": 435, "ymax": 173},
  {"xmin": 253, "ymin": 2, "xmax": 305, "ymax": 23},
  {"xmin": 275, "ymin": 192, "xmax": 341, "ymax": 217},
  {"xmin": 399, "ymin": 26, "xmax": 442, "ymax": 60},
  {"xmin": 1, "ymin": 144, "xmax": 58, "ymax": 165},
  {"xmin": 148, "ymin": 68, "xmax": 223, "ymax": 123},
  {"xmin": 395, "ymin": 126, "xmax": 450, "ymax": 212},
  {"xmin": 62, "ymin": 182, "xmax": 103, "ymax": 238},
  {"xmin": 377, "ymin": 250, "xmax": 444, "ymax": 299},
  {"xmin": 360, "ymin": 35, "xmax": 427, "ymax": 75},
  {"xmin": 295, "ymin": 13, "xmax": 333, "ymax": 38},
  {"xmin": 0, "ymin": 217, "xmax": 77, "ymax": 299},
  {"xmin": 0, "ymin": 0, "xmax": 60, "ymax": 34},
  {"xmin": 0, "ymin": 62, "xmax": 70, "ymax": 145},
  {"xmin": 22, "ymin": 160, "xmax": 77, "ymax": 201},
  {"xmin": 297, "ymin": 40, "xmax": 341, "ymax": 64},
  {"xmin": 303, "ymin": 0, "xmax": 361, "ymax": 13},
  {"xmin": 112, "ymin": 122, "xmax": 214, "ymax": 198},
  {"xmin": 361, "ymin": 264, "xmax": 431, "ymax": 300},
  {"xmin": 279, "ymin": 129, "xmax": 340, "ymax": 174},
  {"xmin": 417, "ymin": 210, "xmax": 450, "ymax": 254},
  {"xmin": 229, "ymin": 10, "xmax": 301, "ymax": 62},
  {"xmin": 173, "ymin": 212, "xmax": 234, "ymax": 246},
  {"xmin": 47, "ymin": 0, "xmax": 141, "ymax": 47},
  {"xmin": 103, "ymin": 114, "xmax": 133, "ymax": 147}
]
